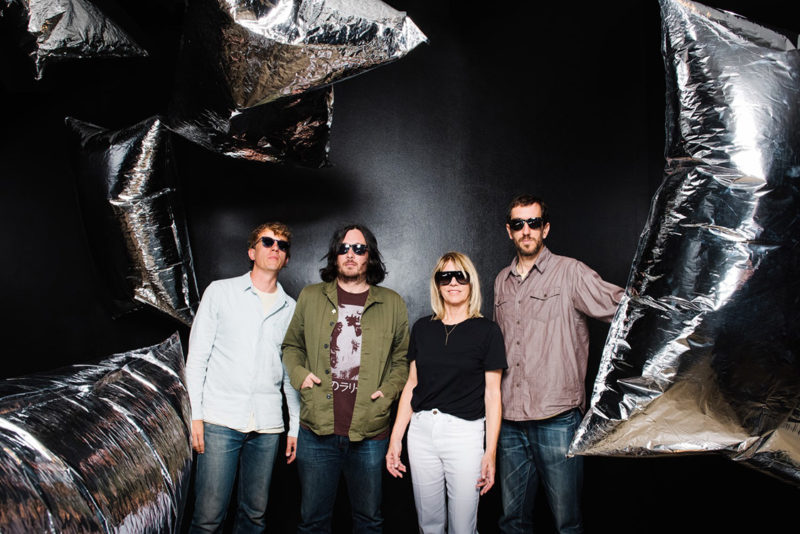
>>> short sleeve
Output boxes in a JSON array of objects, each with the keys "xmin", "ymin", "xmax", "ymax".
[
  {"xmin": 483, "ymin": 320, "xmax": 507, "ymax": 371},
  {"xmin": 406, "ymin": 317, "xmax": 425, "ymax": 362}
]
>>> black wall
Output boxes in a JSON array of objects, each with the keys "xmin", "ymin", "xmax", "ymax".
[{"xmin": 0, "ymin": 1, "xmax": 796, "ymax": 532}]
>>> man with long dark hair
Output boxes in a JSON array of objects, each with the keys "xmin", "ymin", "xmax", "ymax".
[{"xmin": 282, "ymin": 223, "xmax": 410, "ymax": 533}]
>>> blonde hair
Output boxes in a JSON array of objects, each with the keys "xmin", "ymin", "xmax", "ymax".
[{"xmin": 429, "ymin": 251, "xmax": 483, "ymax": 320}]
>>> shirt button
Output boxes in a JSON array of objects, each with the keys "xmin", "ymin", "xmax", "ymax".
[
  {"xmin": 324, "ymin": 344, "xmax": 329, "ymax": 349},
  {"xmin": 330, "ymin": 322, "xmax": 334, "ymax": 326},
  {"xmin": 325, "ymin": 369, "xmax": 330, "ymax": 374},
  {"xmin": 326, "ymin": 394, "xmax": 332, "ymax": 399},
  {"xmin": 432, "ymin": 409, "xmax": 438, "ymax": 414}
]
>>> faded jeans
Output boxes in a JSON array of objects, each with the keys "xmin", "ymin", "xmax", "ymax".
[{"xmin": 497, "ymin": 409, "xmax": 584, "ymax": 534}]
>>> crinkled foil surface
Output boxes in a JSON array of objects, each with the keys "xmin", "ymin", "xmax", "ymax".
[
  {"xmin": 7, "ymin": 0, "xmax": 147, "ymax": 79},
  {"xmin": 67, "ymin": 116, "xmax": 199, "ymax": 325},
  {"xmin": 0, "ymin": 333, "xmax": 192, "ymax": 532},
  {"xmin": 169, "ymin": 0, "xmax": 426, "ymax": 165},
  {"xmin": 570, "ymin": 0, "xmax": 800, "ymax": 485}
]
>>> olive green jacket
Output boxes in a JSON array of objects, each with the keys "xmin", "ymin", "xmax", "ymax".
[{"xmin": 281, "ymin": 280, "xmax": 410, "ymax": 441}]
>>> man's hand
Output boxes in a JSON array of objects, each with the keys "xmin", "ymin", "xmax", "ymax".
[
  {"xmin": 191, "ymin": 419, "xmax": 205, "ymax": 454},
  {"xmin": 301, "ymin": 372, "xmax": 321, "ymax": 389},
  {"xmin": 286, "ymin": 436, "xmax": 297, "ymax": 464},
  {"xmin": 370, "ymin": 390, "xmax": 384, "ymax": 400}
]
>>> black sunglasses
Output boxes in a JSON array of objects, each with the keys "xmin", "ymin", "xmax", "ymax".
[
  {"xmin": 508, "ymin": 217, "xmax": 545, "ymax": 231},
  {"xmin": 337, "ymin": 243, "xmax": 368, "ymax": 256},
  {"xmin": 435, "ymin": 270, "xmax": 470, "ymax": 286},
  {"xmin": 258, "ymin": 236, "xmax": 290, "ymax": 252}
]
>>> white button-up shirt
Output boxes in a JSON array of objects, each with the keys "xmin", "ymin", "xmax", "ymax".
[{"xmin": 186, "ymin": 272, "xmax": 300, "ymax": 436}]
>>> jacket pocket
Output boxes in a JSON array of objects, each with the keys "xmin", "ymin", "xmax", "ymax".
[{"xmin": 362, "ymin": 394, "xmax": 392, "ymax": 434}]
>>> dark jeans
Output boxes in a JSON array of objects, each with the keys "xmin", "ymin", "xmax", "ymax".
[
  {"xmin": 296, "ymin": 426, "xmax": 388, "ymax": 533},
  {"xmin": 497, "ymin": 409, "xmax": 584, "ymax": 534},
  {"xmin": 190, "ymin": 422, "xmax": 280, "ymax": 534}
]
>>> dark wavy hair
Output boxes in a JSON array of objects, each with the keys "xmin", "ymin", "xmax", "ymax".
[
  {"xmin": 506, "ymin": 194, "xmax": 549, "ymax": 224},
  {"xmin": 320, "ymin": 224, "xmax": 387, "ymax": 285}
]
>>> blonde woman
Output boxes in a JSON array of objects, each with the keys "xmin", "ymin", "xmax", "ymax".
[{"xmin": 386, "ymin": 252, "xmax": 506, "ymax": 533}]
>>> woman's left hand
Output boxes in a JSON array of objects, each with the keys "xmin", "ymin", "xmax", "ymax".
[{"xmin": 476, "ymin": 452, "xmax": 496, "ymax": 495}]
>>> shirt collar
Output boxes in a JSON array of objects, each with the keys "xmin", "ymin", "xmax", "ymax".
[
  {"xmin": 508, "ymin": 246, "xmax": 552, "ymax": 278},
  {"xmin": 239, "ymin": 271, "xmax": 286, "ymax": 301}
]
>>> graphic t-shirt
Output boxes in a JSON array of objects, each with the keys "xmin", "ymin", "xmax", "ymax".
[{"xmin": 331, "ymin": 285, "xmax": 369, "ymax": 435}]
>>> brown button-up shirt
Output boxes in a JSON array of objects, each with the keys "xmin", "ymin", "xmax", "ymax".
[{"xmin": 493, "ymin": 247, "xmax": 623, "ymax": 421}]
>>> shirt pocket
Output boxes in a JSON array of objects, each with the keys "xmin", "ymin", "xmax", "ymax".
[
  {"xmin": 528, "ymin": 286, "xmax": 562, "ymax": 323},
  {"xmin": 494, "ymin": 299, "xmax": 511, "ymax": 325}
]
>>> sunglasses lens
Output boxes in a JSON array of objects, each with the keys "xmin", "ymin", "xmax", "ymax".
[
  {"xmin": 337, "ymin": 243, "xmax": 367, "ymax": 255},
  {"xmin": 260, "ymin": 236, "xmax": 289, "ymax": 251},
  {"xmin": 510, "ymin": 218, "xmax": 543, "ymax": 231},
  {"xmin": 435, "ymin": 271, "xmax": 469, "ymax": 285}
]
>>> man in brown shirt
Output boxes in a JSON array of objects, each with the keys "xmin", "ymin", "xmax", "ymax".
[{"xmin": 494, "ymin": 194, "xmax": 623, "ymax": 534}]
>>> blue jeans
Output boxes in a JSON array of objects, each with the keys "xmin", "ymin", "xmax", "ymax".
[
  {"xmin": 190, "ymin": 423, "xmax": 280, "ymax": 534},
  {"xmin": 498, "ymin": 409, "xmax": 584, "ymax": 534},
  {"xmin": 296, "ymin": 426, "xmax": 387, "ymax": 533}
]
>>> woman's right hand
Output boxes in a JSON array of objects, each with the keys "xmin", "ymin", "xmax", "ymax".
[{"xmin": 385, "ymin": 438, "xmax": 406, "ymax": 478}]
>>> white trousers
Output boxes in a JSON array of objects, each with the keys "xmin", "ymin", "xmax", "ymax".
[{"xmin": 407, "ymin": 409, "xmax": 485, "ymax": 534}]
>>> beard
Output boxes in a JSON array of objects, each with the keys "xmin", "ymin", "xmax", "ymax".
[
  {"xmin": 515, "ymin": 237, "xmax": 543, "ymax": 258},
  {"xmin": 338, "ymin": 273, "xmax": 365, "ymax": 283}
]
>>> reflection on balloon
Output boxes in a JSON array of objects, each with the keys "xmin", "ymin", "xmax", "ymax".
[
  {"xmin": 168, "ymin": 0, "xmax": 427, "ymax": 165},
  {"xmin": 3, "ymin": 0, "xmax": 148, "ymax": 79},
  {"xmin": 570, "ymin": 0, "xmax": 800, "ymax": 486},
  {"xmin": 0, "ymin": 333, "xmax": 191, "ymax": 532},
  {"xmin": 66, "ymin": 116, "xmax": 199, "ymax": 325}
]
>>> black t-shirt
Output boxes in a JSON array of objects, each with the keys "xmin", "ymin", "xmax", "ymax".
[{"xmin": 408, "ymin": 316, "xmax": 507, "ymax": 420}]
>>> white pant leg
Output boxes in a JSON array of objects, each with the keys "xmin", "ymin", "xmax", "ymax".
[
  {"xmin": 408, "ymin": 410, "xmax": 484, "ymax": 534},
  {"xmin": 408, "ymin": 411, "xmax": 447, "ymax": 534},
  {"xmin": 438, "ymin": 413, "xmax": 484, "ymax": 534}
]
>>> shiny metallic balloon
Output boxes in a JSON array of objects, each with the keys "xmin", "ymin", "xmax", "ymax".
[
  {"xmin": 4, "ymin": 0, "xmax": 148, "ymax": 79},
  {"xmin": 570, "ymin": 0, "xmax": 800, "ymax": 485},
  {"xmin": 0, "ymin": 333, "xmax": 191, "ymax": 532},
  {"xmin": 67, "ymin": 116, "xmax": 199, "ymax": 325},
  {"xmin": 168, "ymin": 0, "xmax": 427, "ymax": 165}
]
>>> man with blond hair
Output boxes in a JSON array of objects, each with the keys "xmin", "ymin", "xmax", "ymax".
[{"xmin": 186, "ymin": 222, "xmax": 300, "ymax": 533}]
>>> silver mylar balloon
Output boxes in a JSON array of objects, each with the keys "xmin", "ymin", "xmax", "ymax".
[
  {"xmin": 4, "ymin": 0, "xmax": 147, "ymax": 79},
  {"xmin": 66, "ymin": 116, "xmax": 200, "ymax": 326},
  {"xmin": 570, "ymin": 0, "xmax": 800, "ymax": 485},
  {"xmin": 169, "ymin": 0, "xmax": 427, "ymax": 165},
  {"xmin": 0, "ymin": 333, "xmax": 191, "ymax": 532}
]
